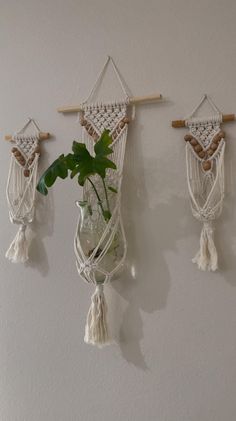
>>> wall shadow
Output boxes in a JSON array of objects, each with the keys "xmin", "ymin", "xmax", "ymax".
[
  {"xmin": 111, "ymin": 106, "xmax": 190, "ymax": 369},
  {"xmin": 25, "ymin": 143, "xmax": 55, "ymax": 276}
]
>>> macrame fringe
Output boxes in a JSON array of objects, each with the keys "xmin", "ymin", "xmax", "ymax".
[
  {"xmin": 84, "ymin": 284, "xmax": 111, "ymax": 347},
  {"xmin": 5, "ymin": 224, "xmax": 29, "ymax": 263},
  {"xmin": 192, "ymin": 221, "xmax": 218, "ymax": 271}
]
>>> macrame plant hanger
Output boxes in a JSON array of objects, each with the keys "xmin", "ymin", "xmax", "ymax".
[
  {"xmin": 173, "ymin": 95, "xmax": 230, "ymax": 271},
  {"xmin": 77, "ymin": 56, "xmax": 133, "ymax": 347},
  {"xmin": 58, "ymin": 56, "xmax": 162, "ymax": 347},
  {"xmin": 5, "ymin": 118, "xmax": 50, "ymax": 263}
]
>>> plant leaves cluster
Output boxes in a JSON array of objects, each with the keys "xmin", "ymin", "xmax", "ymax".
[{"xmin": 37, "ymin": 130, "xmax": 117, "ymax": 196}]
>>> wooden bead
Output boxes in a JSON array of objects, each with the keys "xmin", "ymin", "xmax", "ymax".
[
  {"xmin": 11, "ymin": 147, "xmax": 17, "ymax": 153},
  {"xmin": 123, "ymin": 117, "xmax": 130, "ymax": 124},
  {"xmin": 34, "ymin": 146, "xmax": 40, "ymax": 154},
  {"xmin": 208, "ymin": 148, "xmax": 214, "ymax": 156},
  {"xmin": 198, "ymin": 151, "xmax": 206, "ymax": 159},
  {"xmin": 202, "ymin": 160, "xmax": 211, "ymax": 171},
  {"xmin": 14, "ymin": 151, "xmax": 21, "ymax": 157},
  {"xmin": 24, "ymin": 169, "xmax": 30, "ymax": 177},
  {"xmin": 20, "ymin": 159, "xmax": 26, "ymax": 166},
  {"xmin": 211, "ymin": 143, "xmax": 217, "ymax": 151},
  {"xmin": 194, "ymin": 144, "xmax": 202, "ymax": 153},
  {"xmin": 120, "ymin": 121, "xmax": 125, "ymax": 129},
  {"xmin": 219, "ymin": 130, "xmax": 225, "ymax": 138},
  {"xmin": 184, "ymin": 134, "xmax": 192, "ymax": 142},
  {"xmin": 190, "ymin": 138, "xmax": 198, "ymax": 146},
  {"xmin": 213, "ymin": 135, "xmax": 219, "ymax": 143}
]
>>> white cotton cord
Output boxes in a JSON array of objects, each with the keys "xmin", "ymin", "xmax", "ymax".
[
  {"xmin": 83, "ymin": 56, "xmax": 130, "ymax": 105},
  {"xmin": 5, "ymin": 224, "xmax": 29, "ymax": 263},
  {"xmin": 84, "ymin": 283, "xmax": 112, "ymax": 347},
  {"xmin": 185, "ymin": 94, "xmax": 222, "ymax": 124}
]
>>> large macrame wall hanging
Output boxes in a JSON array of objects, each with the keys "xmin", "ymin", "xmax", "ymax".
[
  {"xmin": 5, "ymin": 119, "xmax": 50, "ymax": 264},
  {"xmin": 58, "ymin": 56, "xmax": 162, "ymax": 347},
  {"xmin": 172, "ymin": 95, "xmax": 233, "ymax": 271}
]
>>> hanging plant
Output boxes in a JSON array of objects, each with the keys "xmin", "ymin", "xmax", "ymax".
[{"xmin": 37, "ymin": 130, "xmax": 117, "ymax": 222}]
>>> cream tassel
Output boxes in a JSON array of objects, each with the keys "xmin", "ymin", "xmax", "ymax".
[
  {"xmin": 192, "ymin": 221, "xmax": 218, "ymax": 271},
  {"xmin": 84, "ymin": 283, "xmax": 111, "ymax": 347},
  {"xmin": 5, "ymin": 224, "xmax": 29, "ymax": 263}
]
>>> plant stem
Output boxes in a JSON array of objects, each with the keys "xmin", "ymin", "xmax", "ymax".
[
  {"xmin": 87, "ymin": 177, "xmax": 105, "ymax": 214},
  {"xmin": 101, "ymin": 177, "xmax": 111, "ymax": 213}
]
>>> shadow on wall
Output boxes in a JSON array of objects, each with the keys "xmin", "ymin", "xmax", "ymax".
[
  {"xmin": 110, "ymin": 115, "xmax": 236, "ymax": 371},
  {"xmin": 26, "ymin": 143, "xmax": 55, "ymax": 277},
  {"xmin": 110, "ymin": 106, "xmax": 190, "ymax": 370}
]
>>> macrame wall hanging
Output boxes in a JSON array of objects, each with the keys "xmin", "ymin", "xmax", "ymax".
[
  {"xmin": 58, "ymin": 56, "xmax": 163, "ymax": 347},
  {"xmin": 5, "ymin": 119, "xmax": 50, "ymax": 263},
  {"xmin": 172, "ymin": 95, "xmax": 235, "ymax": 271}
]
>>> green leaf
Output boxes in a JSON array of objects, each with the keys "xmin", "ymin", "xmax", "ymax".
[
  {"xmin": 93, "ymin": 156, "xmax": 117, "ymax": 179},
  {"xmin": 108, "ymin": 186, "xmax": 118, "ymax": 193},
  {"xmin": 94, "ymin": 130, "xmax": 113, "ymax": 157},
  {"xmin": 36, "ymin": 154, "xmax": 68, "ymax": 195}
]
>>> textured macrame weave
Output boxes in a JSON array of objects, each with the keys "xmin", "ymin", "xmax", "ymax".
[
  {"xmin": 73, "ymin": 57, "xmax": 131, "ymax": 346},
  {"xmin": 185, "ymin": 95, "xmax": 225, "ymax": 271},
  {"xmin": 6, "ymin": 119, "xmax": 40, "ymax": 263}
]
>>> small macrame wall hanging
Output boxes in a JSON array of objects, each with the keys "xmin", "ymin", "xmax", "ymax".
[
  {"xmin": 57, "ymin": 56, "xmax": 162, "ymax": 346},
  {"xmin": 172, "ymin": 95, "xmax": 235, "ymax": 271},
  {"xmin": 5, "ymin": 119, "xmax": 50, "ymax": 263}
]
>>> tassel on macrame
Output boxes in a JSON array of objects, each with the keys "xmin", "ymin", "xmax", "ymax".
[
  {"xmin": 192, "ymin": 221, "xmax": 218, "ymax": 271},
  {"xmin": 84, "ymin": 284, "xmax": 111, "ymax": 347},
  {"xmin": 5, "ymin": 224, "xmax": 29, "ymax": 263}
]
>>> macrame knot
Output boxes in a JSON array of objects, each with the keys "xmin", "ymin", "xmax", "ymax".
[{"xmin": 192, "ymin": 220, "xmax": 218, "ymax": 271}]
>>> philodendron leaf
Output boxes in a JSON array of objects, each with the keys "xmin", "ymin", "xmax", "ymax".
[
  {"xmin": 36, "ymin": 154, "xmax": 68, "ymax": 195},
  {"xmin": 108, "ymin": 186, "xmax": 118, "ymax": 193},
  {"xmin": 93, "ymin": 156, "xmax": 116, "ymax": 179},
  {"xmin": 94, "ymin": 129, "xmax": 113, "ymax": 157}
]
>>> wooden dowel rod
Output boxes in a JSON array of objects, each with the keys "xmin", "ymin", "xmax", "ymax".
[
  {"xmin": 172, "ymin": 114, "xmax": 236, "ymax": 128},
  {"xmin": 5, "ymin": 132, "xmax": 51, "ymax": 141},
  {"xmin": 57, "ymin": 93, "xmax": 162, "ymax": 113}
]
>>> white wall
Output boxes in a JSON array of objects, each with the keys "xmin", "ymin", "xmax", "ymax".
[{"xmin": 1, "ymin": 0, "xmax": 236, "ymax": 420}]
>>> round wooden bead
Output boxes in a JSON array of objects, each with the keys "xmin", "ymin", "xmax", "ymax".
[
  {"xmin": 202, "ymin": 160, "xmax": 211, "ymax": 171},
  {"xmin": 184, "ymin": 134, "xmax": 192, "ymax": 142},
  {"xmin": 194, "ymin": 144, "xmax": 202, "ymax": 153},
  {"xmin": 24, "ymin": 169, "xmax": 30, "ymax": 177},
  {"xmin": 80, "ymin": 119, "xmax": 86, "ymax": 126},
  {"xmin": 20, "ymin": 159, "xmax": 26, "ymax": 166},
  {"xmin": 14, "ymin": 151, "xmax": 21, "ymax": 157},
  {"xmin": 211, "ymin": 143, "xmax": 217, "ymax": 151},
  {"xmin": 123, "ymin": 117, "xmax": 130, "ymax": 124},
  {"xmin": 208, "ymin": 148, "xmax": 214, "ymax": 156},
  {"xmin": 11, "ymin": 147, "xmax": 17, "ymax": 153},
  {"xmin": 198, "ymin": 151, "xmax": 206, "ymax": 159},
  {"xmin": 219, "ymin": 130, "xmax": 225, "ymax": 138},
  {"xmin": 190, "ymin": 138, "xmax": 198, "ymax": 146}
]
